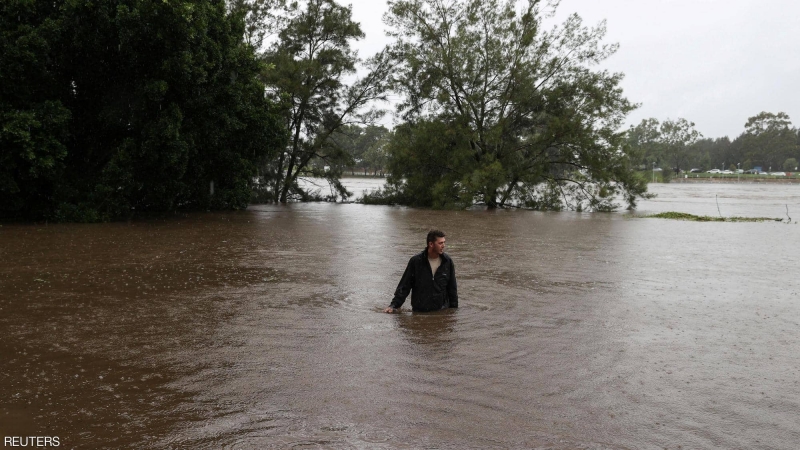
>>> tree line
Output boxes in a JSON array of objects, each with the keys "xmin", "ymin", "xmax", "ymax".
[
  {"xmin": 2, "ymin": 0, "xmax": 286, "ymax": 221},
  {"xmin": 627, "ymin": 112, "xmax": 800, "ymax": 176},
  {"xmin": 4, "ymin": 0, "xmax": 703, "ymax": 220}
]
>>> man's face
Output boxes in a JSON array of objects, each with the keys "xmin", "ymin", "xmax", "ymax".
[{"xmin": 428, "ymin": 237, "xmax": 446, "ymax": 256}]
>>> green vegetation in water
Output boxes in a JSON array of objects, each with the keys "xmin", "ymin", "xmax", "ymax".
[{"xmin": 641, "ymin": 212, "xmax": 782, "ymax": 222}]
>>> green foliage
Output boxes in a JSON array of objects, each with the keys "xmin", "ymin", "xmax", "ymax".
[
  {"xmin": 227, "ymin": 0, "xmax": 288, "ymax": 50},
  {"xmin": 627, "ymin": 118, "xmax": 661, "ymax": 168},
  {"xmin": 673, "ymin": 112, "xmax": 798, "ymax": 173},
  {"xmin": 737, "ymin": 112, "xmax": 798, "ymax": 171},
  {"xmin": 331, "ymin": 124, "xmax": 390, "ymax": 175},
  {"xmin": 627, "ymin": 118, "xmax": 702, "ymax": 172},
  {"xmin": 257, "ymin": 0, "xmax": 392, "ymax": 203},
  {"xmin": 520, "ymin": 181, "xmax": 565, "ymax": 211},
  {"xmin": 382, "ymin": 0, "xmax": 644, "ymax": 211},
  {"xmin": 636, "ymin": 170, "xmax": 672, "ymax": 184},
  {"xmin": 696, "ymin": 147, "xmax": 712, "ymax": 171},
  {"xmin": 363, "ymin": 119, "xmax": 472, "ymax": 207},
  {"xmin": 0, "ymin": 0, "xmax": 71, "ymax": 218},
  {"xmin": 784, "ymin": 158, "xmax": 799, "ymax": 171},
  {"xmin": 1, "ymin": 0, "xmax": 284, "ymax": 221}
]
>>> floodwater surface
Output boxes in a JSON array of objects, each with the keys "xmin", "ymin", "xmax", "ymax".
[{"xmin": 1, "ymin": 184, "xmax": 799, "ymax": 449}]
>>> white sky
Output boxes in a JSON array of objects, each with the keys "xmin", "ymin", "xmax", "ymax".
[{"xmin": 347, "ymin": 0, "xmax": 800, "ymax": 139}]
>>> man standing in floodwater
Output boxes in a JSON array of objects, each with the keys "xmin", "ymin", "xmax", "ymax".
[{"xmin": 384, "ymin": 230, "xmax": 458, "ymax": 313}]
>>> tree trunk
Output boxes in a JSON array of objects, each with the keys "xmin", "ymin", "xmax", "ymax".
[
  {"xmin": 279, "ymin": 155, "xmax": 296, "ymax": 203},
  {"xmin": 274, "ymin": 151, "xmax": 285, "ymax": 203},
  {"xmin": 486, "ymin": 188, "xmax": 498, "ymax": 209},
  {"xmin": 498, "ymin": 180, "xmax": 517, "ymax": 207}
]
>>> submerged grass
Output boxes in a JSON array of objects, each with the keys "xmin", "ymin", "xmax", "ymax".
[{"xmin": 641, "ymin": 212, "xmax": 783, "ymax": 222}]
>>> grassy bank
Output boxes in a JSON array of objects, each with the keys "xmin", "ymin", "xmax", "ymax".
[
  {"xmin": 636, "ymin": 171, "xmax": 671, "ymax": 183},
  {"xmin": 640, "ymin": 212, "xmax": 783, "ymax": 222}
]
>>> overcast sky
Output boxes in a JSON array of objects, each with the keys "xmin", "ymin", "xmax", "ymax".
[{"xmin": 347, "ymin": 0, "xmax": 800, "ymax": 139}]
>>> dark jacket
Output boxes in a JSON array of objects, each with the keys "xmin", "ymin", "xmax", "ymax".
[{"xmin": 390, "ymin": 249, "xmax": 458, "ymax": 312}]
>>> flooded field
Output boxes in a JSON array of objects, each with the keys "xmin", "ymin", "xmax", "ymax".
[{"xmin": 1, "ymin": 183, "xmax": 799, "ymax": 448}]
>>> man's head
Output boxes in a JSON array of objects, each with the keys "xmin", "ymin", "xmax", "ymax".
[{"xmin": 426, "ymin": 229, "xmax": 446, "ymax": 257}]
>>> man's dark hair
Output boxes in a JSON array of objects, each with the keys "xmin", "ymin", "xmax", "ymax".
[{"xmin": 426, "ymin": 229, "xmax": 446, "ymax": 245}]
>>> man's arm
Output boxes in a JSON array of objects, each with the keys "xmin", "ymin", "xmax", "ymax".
[
  {"xmin": 447, "ymin": 260, "xmax": 458, "ymax": 308},
  {"xmin": 386, "ymin": 258, "xmax": 415, "ymax": 312}
]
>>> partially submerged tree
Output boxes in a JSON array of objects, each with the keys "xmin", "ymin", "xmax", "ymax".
[
  {"xmin": 258, "ymin": 0, "xmax": 393, "ymax": 203},
  {"xmin": 366, "ymin": 118, "xmax": 473, "ymax": 208},
  {"xmin": 375, "ymin": 0, "xmax": 645, "ymax": 210}
]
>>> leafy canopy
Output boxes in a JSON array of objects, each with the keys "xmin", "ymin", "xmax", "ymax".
[
  {"xmin": 373, "ymin": 0, "xmax": 645, "ymax": 210},
  {"xmin": 257, "ymin": 0, "xmax": 393, "ymax": 203},
  {"xmin": 1, "ymin": 0, "xmax": 285, "ymax": 221},
  {"xmin": 627, "ymin": 118, "xmax": 702, "ymax": 174}
]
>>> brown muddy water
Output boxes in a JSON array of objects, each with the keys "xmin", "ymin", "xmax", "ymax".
[{"xmin": 1, "ymin": 184, "xmax": 799, "ymax": 449}]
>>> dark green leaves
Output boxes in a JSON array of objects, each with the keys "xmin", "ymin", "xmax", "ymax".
[
  {"xmin": 259, "ymin": 0, "xmax": 391, "ymax": 203},
  {"xmin": 382, "ymin": 0, "xmax": 642, "ymax": 210},
  {"xmin": 1, "ymin": 0, "xmax": 284, "ymax": 221}
]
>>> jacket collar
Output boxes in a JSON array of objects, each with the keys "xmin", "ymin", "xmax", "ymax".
[{"xmin": 421, "ymin": 248, "xmax": 449, "ymax": 262}]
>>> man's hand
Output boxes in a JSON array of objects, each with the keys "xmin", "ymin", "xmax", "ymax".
[{"xmin": 384, "ymin": 306, "xmax": 397, "ymax": 313}]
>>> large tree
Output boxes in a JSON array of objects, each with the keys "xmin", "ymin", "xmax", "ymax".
[
  {"xmin": 687, "ymin": 137, "xmax": 731, "ymax": 171},
  {"xmin": 1, "ymin": 0, "xmax": 285, "ymax": 221},
  {"xmin": 227, "ymin": 0, "xmax": 288, "ymax": 50},
  {"xmin": 258, "ymin": 0, "xmax": 392, "ymax": 203},
  {"xmin": 377, "ymin": 0, "xmax": 645, "ymax": 210},
  {"xmin": 738, "ymin": 112, "xmax": 797, "ymax": 171},
  {"xmin": 0, "ymin": 0, "xmax": 71, "ymax": 218},
  {"xmin": 627, "ymin": 118, "xmax": 662, "ymax": 169},
  {"xmin": 628, "ymin": 118, "xmax": 701, "ymax": 174}
]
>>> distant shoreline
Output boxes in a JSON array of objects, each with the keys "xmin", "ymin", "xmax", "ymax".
[
  {"xmin": 340, "ymin": 174, "xmax": 386, "ymax": 179},
  {"xmin": 671, "ymin": 177, "xmax": 800, "ymax": 184}
]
